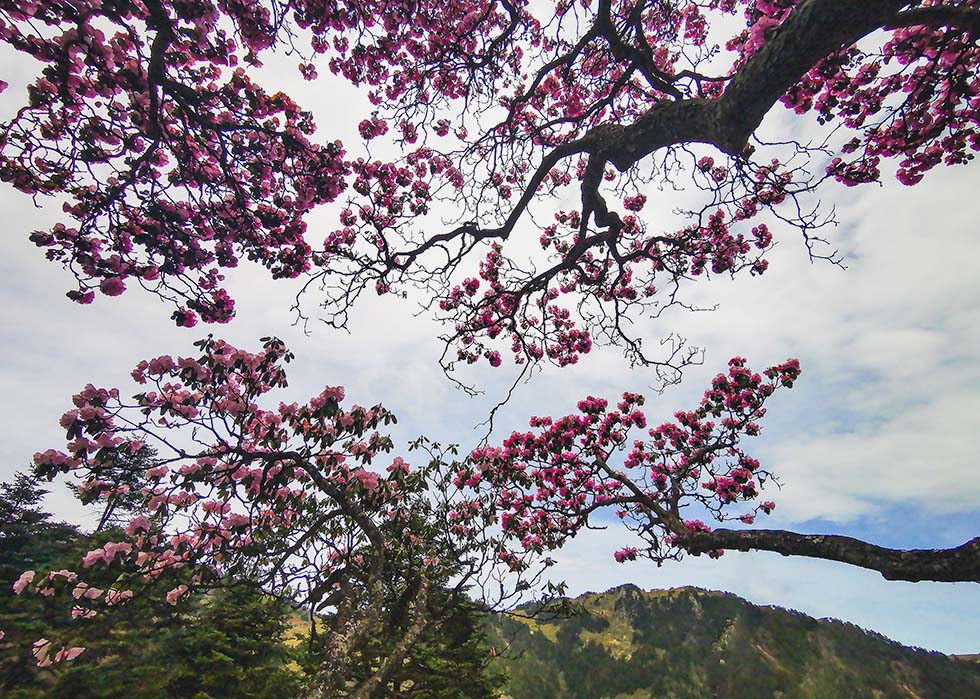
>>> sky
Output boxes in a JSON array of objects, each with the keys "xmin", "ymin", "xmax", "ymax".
[{"xmin": 1, "ymin": 34, "xmax": 979, "ymax": 656}]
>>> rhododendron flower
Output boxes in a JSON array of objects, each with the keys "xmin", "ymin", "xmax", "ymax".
[
  {"xmin": 80, "ymin": 549, "xmax": 105, "ymax": 568},
  {"xmin": 623, "ymin": 194, "xmax": 647, "ymax": 211},
  {"xmin": 32, "ymin": 639, "xmax": 51, "ymax": 667},
  {"xmin": 126, "ymin": 515, "xmax": 151, "ymax": 535},
  {"xmin": 13, "ymin": 570, "xmax": 35, "ymax": 594},
  {"xmin": 105, "ymin": 589, "xmax": 134, "ymax": 606},
  {"xmin": 72, "ymin": 606, "xmax": 98, "ymax": 619},
  {"xmin": 614, "ymin": 547, "xmax": 638, "ymax": 563},
  {"xmin": 33, "ymin": 449, "xmax": 73, "ymax": 468},
  {"xmin": 99, "ymin": 278, "xmax": 126, "ymax": 296},
  {"xmin": 56, "ymin": 647, "xmax": 86, "ymax": 662},
  {"xmin": 166, "ymin": 584, "xmax": 189, "ymax": 605},
  {"xmin": 172, "ymin": 309, "xmax": 198, "ymax": 328},
  {"xmin": 358, "ymin": 116, "xmax": 389, "ymax": 140},
  {"xmin": 312, "ymin": 385, "xmax": 345, "ymax": 408},
  {"xmin": 387, "ymin": 456, "xmax": 410, "ymax": 474},
  {"xmin": 354, "ymin": 468, "xmax": 380, "ymax": 492}
]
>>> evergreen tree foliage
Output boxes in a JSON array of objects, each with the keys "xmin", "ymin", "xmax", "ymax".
[
  {"xmin": 0, "ymin": 473, "xmax": 305, "ymax": 699},
  {"xmin": 1, "ymin": 470, "xmax": 506, "ymax": 699}
]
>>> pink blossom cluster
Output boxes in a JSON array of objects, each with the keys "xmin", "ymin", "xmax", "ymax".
[
  {"xmin": 433, "ymin": 197, "xmax": 775, "ymax": 372},
  {"xmin": 1, "ymin": 0, "xmax": 348, "ymax": 324},
  {"xmin": 289, "ymin": 0, "xmax": 975, "ymax": 387},
  {"xmin": 23, "ymin": 337, "xmax": 438, "ymax": 666},
  {"xmin": 437, "ymin": 241, "xmax": 596, "ymax": 369},
  {"xmin": 781, "ymin": 9, "xmax": 979, "ymax": 188},
  {"xmin": 32, "ymin": 640, "xmax": 85, "ymax": 667},
  {"xmin": 461, "ymin": 357, "xmax": 801, "ymax": 565},
  {"xmin": 1, "ymin": 0, "xmax": 972, "ymax": 398},
  {"xmin": 724, "ymin": 0, "xmax": 801, "ymax": 67}
]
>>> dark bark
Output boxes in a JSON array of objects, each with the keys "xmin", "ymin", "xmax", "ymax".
[
  {"xmin": 886, "ymin": 6, "xmax": 980, "ymax": 37},
  {"xmin": 681, "ymin": 529, "xmax": 980, "ymax": 583},
  {"xmin": 590, "ymin": 0, "xmax": 909, "ymax": 166}
]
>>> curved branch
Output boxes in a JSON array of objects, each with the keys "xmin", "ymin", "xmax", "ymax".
[
  {"xmin": 437, "ymin": 0, "xmax": 913, "ymax": 260},
  {"xmin": 597, "ymin": 0, "xmax": 908, "ymax": 165},
  {"xmin": 681, "ymin": 529, "xmax": 980, "ymax": 583},
  {"xmin": 885, "ymin": 6, "xmax": 980, "ymax": 37}
]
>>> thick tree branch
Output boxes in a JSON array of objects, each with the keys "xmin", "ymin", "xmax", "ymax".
[
  {"xmin": 885, "ymin": 6, "xmax": 980, "ymax": 37},
  {"xmin": 681, "ymin": 529, "xmax": 980, "ymax": 583},
  {"xmin": 466, "ymin": 0, "xmax": 911, "ymax": 249},
  {"xmin": 600, "ymin": 0, "xmax": 908, "ymax": 165}
]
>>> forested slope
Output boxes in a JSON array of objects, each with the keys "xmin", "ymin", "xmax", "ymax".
[{"xmin": 487, "ymin": 585, "xmax": 980, "ymax": 699}]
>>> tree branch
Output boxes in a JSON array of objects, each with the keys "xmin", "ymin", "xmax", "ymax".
[
  {"xmin": 598, "ymin": 0, "xmax": 908, "ymax": 165},
  {"xmin": 681, "ymin": 529, "xmax": 980, "ymax": 583},
  {"xmin": 885, "ymin": 6, "xmax": 980, "ymax": 37}
]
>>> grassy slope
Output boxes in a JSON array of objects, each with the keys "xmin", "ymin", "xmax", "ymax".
[{"xmin": 487, "ymin": 585, "xmax": 980, "ymax": 699}]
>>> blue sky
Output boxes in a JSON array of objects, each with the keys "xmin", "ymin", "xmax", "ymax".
[{"xmin": 1, "ymin": 40, "xmax": 978, "ymax": 655}]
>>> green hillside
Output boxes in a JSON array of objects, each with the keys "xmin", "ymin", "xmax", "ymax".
[{"xmin": 487, "ymin": 585, "xmax": 980, "ymax": 699}]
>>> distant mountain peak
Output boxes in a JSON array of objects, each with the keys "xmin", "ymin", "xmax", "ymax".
[{"xmin": 489, "ymin": 586, "xmax": 980, "ymax": 699}]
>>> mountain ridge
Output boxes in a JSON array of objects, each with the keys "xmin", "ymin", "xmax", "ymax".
[{"xmin": 487, "ymin": 584, "xmax": 980, "ymax": 699}]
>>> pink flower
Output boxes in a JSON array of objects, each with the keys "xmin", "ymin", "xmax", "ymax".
[
  {"xmin": 623, "ymin": 194, "xmax": 647, "ymax": 211},
  {"xmin": 33, "ymin": 449, "xmax": 72, "ymax": 468},
  {"xmin": 172, "ymin": 309, "xmax": 198, "ymax": 328},
  {"xmin": 311, "ymin": 386, "xmax": 345, "ymax": 411},
  {"xmin": 103, "ymin": 542, "xmax": 133, "ymax": 561},
  {"xmin": 614, "ymin": 547, "xmax": 638, "ymax": 563},
  {"xmin": 353, "ymin": 468, "xmax": 380, "ymax": 492},
  {"xmin": 684, "ymin": 519, "xmax": 712, "ymax": 533},
  {"xmin": 358, "ymin": 116, "xmax": 388, "ymax": 140},
  {"xmin": 72, "ymin": 606, "xmax": 98, "ymax": 619},
  {"xmin": 323, "ymin": 386, "xmax": 345, "ymax": 401},
  {"xmin": 68, "ymin": 290, "xmax": 95, "ymax": 305},
  {"xmin": 387, "ymin": 456, "xmax": 410, "ymax": 474},
  {"xmin": 166, "ymin": 584, "xmax": 189, "ymax": 605},
  {"xmin": 13, "ymin": 570, "xmax": 35, "ymax": 594},
  {"xmin": 105, "ymin": 589, "xmax": 133, "ymax": 606},
  {"xmin": 32, "ymin": 639, "xmax": 51, "ymax": 667},
  {"xmin": 59, "ymin": 647, "xmax": 86, "ymax": 662},
  {"xmin": 224, "ymin": 512, "xmax": 251, "ymax": 528},
  {"xmin": 99, "ymin": 277, "xmax": 126, "ymax": 296},
  {"xmin": 81, "ymin": 549, "xmax": 106, "ymax": 568},
  {"xmin": 126, "ymin": 515, "xmax": 151, "ymax": 535},
  {"xmin": 59, "ymin": 410, "xmax": 79, "ymax": 428}
]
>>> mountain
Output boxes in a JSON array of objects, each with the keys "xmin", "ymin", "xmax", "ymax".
[{"xmin": 486, "ymin": 585, "xmax": 980, "ymax": 699}]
